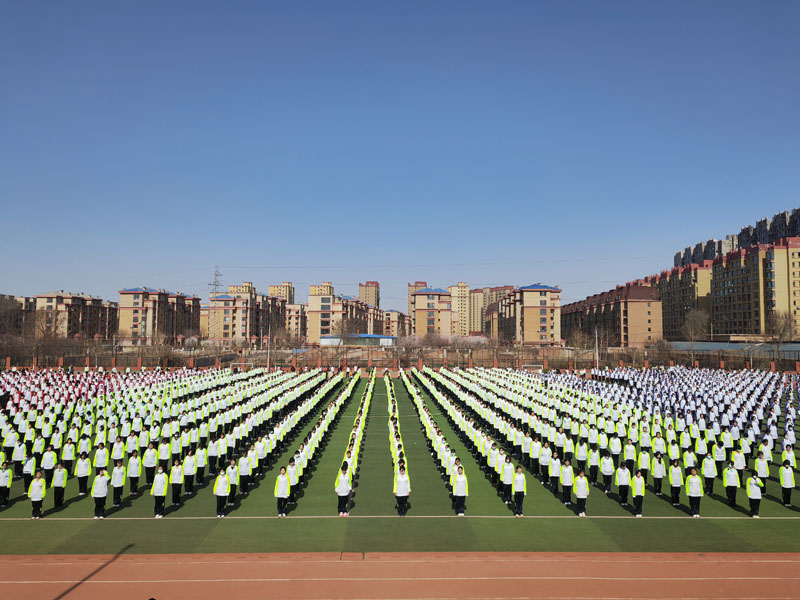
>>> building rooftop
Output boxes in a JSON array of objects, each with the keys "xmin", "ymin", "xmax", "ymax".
[
  {"xmin": 119, "ymin": 287, "xmax": 162, "ymax": 294},
  {"xmin": 519, "ymin": 283, "xmax": 561, "ymax": 292},
  {"xmin": 412, "ymin": 287, "xmax": 449, "ymax": 295}
]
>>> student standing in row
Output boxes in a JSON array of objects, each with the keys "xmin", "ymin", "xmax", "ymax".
[
  {"xmin": 151, "ymin": 465, "xmax": 169, "ymax": 518},
  {"xmin": 394, "ymin": 466, "xmax": 411, "ymax": 517},
  {"xmin": 274, "ymin": 466, "xmax": 289, "ymax": 518},
  {"xmin": 0, "ymin": 462, "xmax": 13, "ymax": 507},
  {"xmin": 632, "ymin": 469, "xmax": 645, "ymax": 517},
  {"xmin": 452, "ymin": 465, "xmax": 468, "ymax": 516},
  {"xmin": 780, "ymin": 460, "xmax": 795, "ymax": 507},
  {"xmin": 686, "ymin": 468, "xmax": 704, "ymax": 518},
  {"xmin": 91, "ymin": 469, "xmax": 111, "ymax": 519},
  {"xmin": 28, "ymin": 470, "xmax": 46, "ymax": 519},
  {"xmin": 747, "ymin": 471, "xmax": 764, "ymax": 518},
  {"xmin": 111, "ymin": 460, "xmax": 126, "ymax": 507},
  {"xmin": 669, "ymin": 459, "xmax": 683, "ymax": 506},
  {"xmin": 213, "ymin": 468, "xmax": 230, "ymax": 518},
  {"xmin": 75, "ymin": 452, "xmax": 91, "ymax": 496},
  {"xmin": 335, "ymin": 462, "xmax": 352, "ymax": 517},
  {"xmin": 512, "ymin": 465, "xmax": 526, "ymax": 517},
  {"xmin": 575, "ymin": 468, "xmax": 589, "ymax": 517},
  {"xmin": 128, "ymin": 450, "xmax": 141, "ymax": 495},
  {"xmin": 52, "ymin": 462, "xmax": 67, "ymax": 509}
]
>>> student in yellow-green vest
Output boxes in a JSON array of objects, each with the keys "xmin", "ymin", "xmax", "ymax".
[
  {"xmin": 393, "ymin": 465, "xmax": 411, "ymax": 517},
  {"xmin": 632, "ymin": 469, "xmax": 645, "ymax": 517},
  {"xmin": 213, "ymin": 467, "xmax": 230, "ymax": 518},
  {"xmin": 275, "ymin": 466, "xmax": 290, "ymax": 518},
  {"xmin": 0, "ymin": 461, "xmax": 12, "ymax": 507},
  {"xmin": 746, "ymin": 470, "xmax": 764, "ymax": 518},
  {"xmin": 335, "ymin": 462, "xmax": 352, "ymax": 517},
  {"xmin": 512, "ymin": 465, "xmax": 526, "ymax": 517},
  {"xmin": 52, "ymin": 462, "xmax": 67, "ymax": 509},
  {"xmin": 28, "ymin": 469, "xmax": 46, "ymax": 519},
  {"xmin": 686, "ymin": 467, "xmax": 704, "ymax": 518},
  {"xmin": 91, "ymin": 468, "xmax": 111, "ymax": 519},
  {"xmin": 151, "ymin": 464, "xmax": 169, "ymax": 518},
  {"xmin": 723, "ymin": 461, "xmax": 740, "ymax": 508},
  {"xmin": 452, "ymin": 465, "xmax": 468, "ymax": 516},
  {"xmin": 780, "ymin": 460, "xmax": 795, "ymax": 507}
]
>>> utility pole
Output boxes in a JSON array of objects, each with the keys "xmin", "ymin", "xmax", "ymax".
[
  {"xmin": 208, "ymin": 266, "xmax": 222, "ymax": 348},
  {"xmin": 266, "ymin": 317, "xmax": 272, "ymax": 372},
  {"xmin": 594, "ymin": 327, "xmax": 599, "ymax": 369}
]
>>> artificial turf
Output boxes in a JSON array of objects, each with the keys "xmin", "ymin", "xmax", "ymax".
[{"xmin": 0, "ymin": 377, "xmax": 799, "ymax": 555}]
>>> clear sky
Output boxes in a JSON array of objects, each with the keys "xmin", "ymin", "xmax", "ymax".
[{"xmin": 2, "ymin": 1, "xmax": 799, "ymax": 310}]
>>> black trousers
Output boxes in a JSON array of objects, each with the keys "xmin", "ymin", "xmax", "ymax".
[
  {"xmin": 228, "ymin": 484, "xmax": 237, "ymax": 504},
  {"xmin": 726, "ymin": 486, "xmax": 737, "ymax": 506},
  {"xmin": 704, "ymin": 477, "xmax": 714, "ymax": 495},
  {"xmin": 197, "ymin": 466, "xmax": 205, "ymax": 484},
  {"xmin": 277, "ymin": 497, "xmax": 288, "ymax": 515},
  {"xmin": 113, "ymin": 486, "xmax": 123, "ymax": 505},
  {"xmin": 749, "ymin": 498, "xmax": 761, "ymax": 516},
  {"xmin": 31, "ymin": 499, "xmax": 43, "ymax": 518},
  {"xmin": 502, "ymin": 483, "xmax": 512, "ymax": 502},
  {"xmin": 633, "ymin": 495, "xmax": 643, "ymax": 515},
  {"xmin": 0, "ymin": 487, "xmax": 9, "ymax": 506},
  {"xmin": 589, "ymin": 465, "xmax": 598, "ymax": 483},
  {"xmin": 603, "ymin": 474, "xmax": 612, "ymax": 492},
  {"xmin": 130, "ymin": 477, "xmax": 139, "ymax": 494},
  {"xmin": 185, "ymin": 475, "xmax": 194, "ymax": 494},
  {"xmin": 782, "ymin": 488, "xmax": 792, "ymax": 505},
  {"xmin": 54, "ymin": 487, "xmax": 65, "ymax": 508},
  {"xmin": 513, "ymin": 491, "xmax": 524, "ymax": 515},
  {"xmin": 549, "ymin": 476, "xmax": 559, "ymax": 493},
  {"xmin": 576, "ymin": 497, "xmax": 586, "ymax": 514},
  {"xmin": 653, "ymin": 477, "xmax": 663, "ymax": 494},
  {"xmin": 171, "ymin": 483, "xmax": 181, "ymax": 505},
  {"xmin": 337, "ymin": 494, "xmax": 349, "ymax": 513},
  {"xmin": 689, "ymin": 496, "xmax": 701, "ymax": 515},
  {"xmin": 397, "ymin": 495, "xmax": 408, "ymax": 516},
  {"xmin": 562, "ymin": 485, "xmax": 572, "ymax": 503},
  {"xmin": 154, "ymin": 495, "xmax": 165, "ymax": 515},
  {"xmin": 454, "ymin": 495, "xmax": 466, "ymax": 514},
  {"xmin": 94, "ymin": 496, "xmax": 106, "ymax": 517},
  {"xmin": 671, "ymin": 486, "xmax": 681, "ymax": 504},
  {"xmin": 618, "ymin": 485, "xmax": 629, "ymax": 504},
  {"xmin": 44, "ymin": 469, "xmax": 54, "ymax": 488},
  {"xmin": 217, "ymin": 495, "xmax": 227, "ymax": 515},
  {"xmin": 78, "ymin": 476, "xmax": 88, "ymax": 494},
  {"xmin": 145, "ymin": 466, "xmax": 155, "ymax": 485}
]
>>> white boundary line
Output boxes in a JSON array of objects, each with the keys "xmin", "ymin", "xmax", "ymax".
[{"xmin": 1, "ymin": 513, "xmax": 799, "ymax": 521}]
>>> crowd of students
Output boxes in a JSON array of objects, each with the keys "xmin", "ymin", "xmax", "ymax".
[
  {"xmin": 409, "ymin": 365, "xmax": 797, "ymax": 518},
  {"xmin": 1, "ymin": 366, "xmax": 355, "ymax": 519}
]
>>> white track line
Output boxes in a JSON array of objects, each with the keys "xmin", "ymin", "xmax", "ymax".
[{"xmin": 6, "ymin": 575, "xmax": 800, "ymax": 584}]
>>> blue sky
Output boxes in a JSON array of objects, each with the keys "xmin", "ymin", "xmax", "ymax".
[{"xmin": 2, "ymin": 2, "xmax": 799, "ymax": 310}]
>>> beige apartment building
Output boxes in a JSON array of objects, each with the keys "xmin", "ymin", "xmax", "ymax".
[
  {"xmin": 469, "ymin": 285, "xmax": 514, "ymax": 335},
  {"xmin": 411, "ymin": 287, "xmax": 452, "ymax": 337},
  {"xmin": 489, "ymin": 284, "xmax": 562, "ymax": 345},
  {"xmin": 448, "ymin": 282, "xmax": 470, "ymax": 337},
  {"xmin": 645, "ymin": 261, "xmax": 713, "ymax": 341},
  {"xmin": 285, "ymin": 303, "xmax": 307, "ymax": 342},
  {"xmin": 561, "ymin": 282, "xmax": 661, "ymax": 348},
  {"xmin": 268, "ymin": 282, "xmax": 295, "ymax": 305},
  {"xmin": 204, "ymin": 282, "xmax": 285, "ymax": 347},
  {"xmin": 709, "ymin": 237, "xmax": 800, "ymax": 339},
  {"xmin": 383, "ymin": 310, "xmax": 410, "ymax": 338},
  {"xmin": 407, "ymin": 281, "xmax": 428, "ymax": 335},
  {"xmin": 359, "ymin": 281, "xmax": 380, "ymax": 308},
  {"xmin": 35, "ymin": 291, "xmax": 119, "ymax": 341},
  {"xmin": 118, "ymin": 288, "xmax": 199, "ymax": 346},
  {"xmin": 306, "ymin": 283, "xmax": 373, "ymax": 344}
]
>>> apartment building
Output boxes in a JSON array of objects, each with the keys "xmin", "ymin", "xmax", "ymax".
[
  {"xmin": 411, "ymin": 287, "xmax": 452, "ymax": 337},
  {"xmin": 205, "ymin": 282, "xmax": 286, "ymax": 347},
  {"xmin": 118, "ymin": 288, "xmax": 199, "ymax": 346},
  {"xmin": 407, "ymin": 281, "xmax": 428, "ymax": 335},
  {"xmin": 645, "ymin": 261, "xmax": 713, "ymax": 341},
  {"xmin": 306, "ymin": 283, "xmax": 372, "ymax": 344},
  {"xmin": 35, "ymin": 291, "xmax": 119, "ymax": 340},
  {"xmin": 469, "ymin": 285, "xmax": 514, "ymax": 335},
  {"xmin": 268, "ymin": 282, "xmax": 295, "ymax": 305},
  {"xmin": 383, "ymin": 309, "xmax": 410, "ymax": 338},
  {"xmin": 0, "ymin": 294, "xmax": 36, "ymax": 337},
  {"xmin": 710, "ymin": 237, "xmax": 800, "ymax": 339},
  {"xmin": 489, "ymin": 284, "xmax": 562, "ymax": 345},
  {"xmin": 285, "ymin": 303, "xmax": 307, "ymax": 342},
  {"xmin": 448, "ymin": 282, "xmax": 470, "ymax": 337},
  {"xmin": 359, "ymin": 281, "xmax": 380, "ymax": 308},
  {"xmin": 561, "ymin": 282, "xmax": 661, "ymax": 348}
]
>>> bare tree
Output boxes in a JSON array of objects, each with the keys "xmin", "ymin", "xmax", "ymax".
[
  {"xmin": 681, "ymin": 308, "xmax": 709, "ymax": 365},
  {"xmin": 566, "ymin": 328, "xmax": 592, "ymax": 350},
  {"xmin": 767, "ymin": 311, "xmax": 795, "ymax": 361}
]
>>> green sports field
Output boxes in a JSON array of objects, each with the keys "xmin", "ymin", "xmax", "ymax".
[{"xmin": 1, "ymin": 378, "xmax": 799, "ymax": 555}]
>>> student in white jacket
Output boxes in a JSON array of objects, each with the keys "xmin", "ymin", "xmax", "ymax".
[
  {"xmin": 27, "ymin": 470, "xmax": 46, "ymax": 519},
  {"xmin": 746, "ymin": 470, "xmax": 764, "ymax": 518},
  {"xmin": 451, "ymin": 465, "xmax": 469, "ymax": 516},
  {"xmin": 393, "ymin": 466, "xmax": 411, "ymax": 517},
  {"xmin": 151, "ymin": 466, "xmax": 169, "ymax": 518},
  {"xmin": 91, "ymin": 469, "xmax": 111, "ymax": 519},
  {"xmin": 334, "ymin": 462, "xmax": 352, "ymax": 517},
  {"xmin": 274, "ymin": 466, "xmax": 290, "ymax": 517},
  {"xmin": 110, "ymin": 460, "xmax": 126, "ymax": 507},
  {"xmin": 574, "ymin": 468, "xmax": 590, "ymax": 517},
  {"xmin": 213, "ymin": 468, "xmax": 230, "ymax": 518},
  {"xmin": 512, "ymin": 465, "xmax": 526, "ymax": 517}
]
